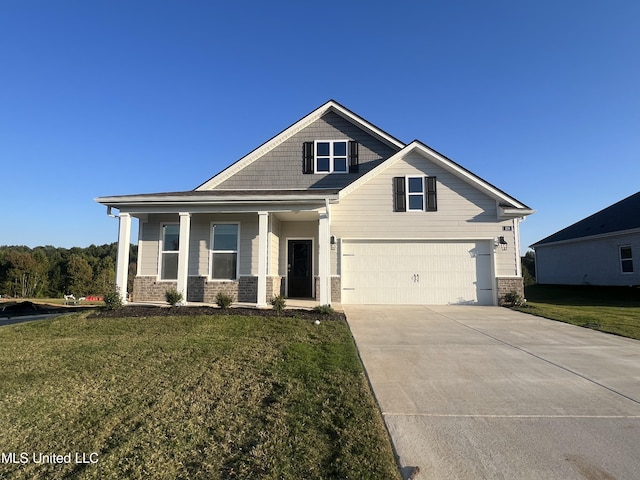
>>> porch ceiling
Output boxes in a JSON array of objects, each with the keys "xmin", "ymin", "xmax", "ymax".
[{"xmin": 274, "ymin": 211, "xmax": 320, "ymax": 222}]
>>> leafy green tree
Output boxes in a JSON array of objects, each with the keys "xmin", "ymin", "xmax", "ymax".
[
  {"xmin": 66, "ymin": 255, "xmax": 93, "ymax": 296},
  {"xmin": 0, "ymin": 242, "xmax": 136, "ymax": 298},
  {"xmin": 4, "ymin": 251, "xmax": 46, "ymax": 297},
  {"xmin": 521, "ymin": 250, "xmax": 536, "ymax": 286},
  {"xmin": 93, "ymin": 256, "xmax": 115, "ymax": 294}
]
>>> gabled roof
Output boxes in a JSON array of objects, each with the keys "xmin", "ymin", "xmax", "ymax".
[
  {"xmin": 195, "ymin": 100, "xmax": 406, "ymax": 191},
  {"xmin": 532, "ymin": 191, "xmax": 640, "ymax": 247},
  {"xmin": 340, "ymin": 140, "xmax": 533, "ymax": 214}
]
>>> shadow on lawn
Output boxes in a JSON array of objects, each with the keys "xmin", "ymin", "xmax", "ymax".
[{"xmin": 525, "ymin": 284, "xmax": 640, "ymax": 307}]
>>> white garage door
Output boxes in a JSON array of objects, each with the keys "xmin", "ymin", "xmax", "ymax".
[{"xmin": 341, "ymin": 240, "xmax": 494, "ymax": 305}]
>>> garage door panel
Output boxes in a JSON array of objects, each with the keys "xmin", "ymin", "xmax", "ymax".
[{"xmin": 342, "ymin": 240, "xmax": 494, "ymax": 305}]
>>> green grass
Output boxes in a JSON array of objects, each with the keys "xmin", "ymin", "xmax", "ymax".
[
  {"xmin": 0, "ymin": 313, "xmax": 400, "ymax": 480},
  {"xmin": 517, "ymin": 285, "xmax": 640, "ymax": 340}
]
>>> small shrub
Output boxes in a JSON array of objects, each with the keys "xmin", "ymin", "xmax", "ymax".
[
  {"xmin": 103, "ymin": 286, "xmax": 123, "ymax": 311},
  {"xmin": 313, "ymin": 304, "xmax": 335, "ymax": 315},
  {"xmin": 502, "ymin": 290, "xmax": 525, "ymax": 307},
  {"xmin": 270, "ymin": 295, "xmax": 287, "ymax": 316},
  {"xmin": 216, "ymin": 292, "xmax": 234, "ymax": 309},
  {"xmin": 165, "ymin": 288, "xmax": 183, "ymax": 307}
]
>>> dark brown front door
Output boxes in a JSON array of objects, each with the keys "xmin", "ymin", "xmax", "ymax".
[{"xmin": 287, "ymin": 240, "xmax": 312, "ymax": 298}]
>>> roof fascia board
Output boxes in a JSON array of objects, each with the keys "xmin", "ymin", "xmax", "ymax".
[
  {"xmin": 195, "ymin": 100, "xmax": 405, "ymax": 191},
  {"xmin": 531, "ymin": 227, "xmax": 640, "ymax": 249},
  {"xmin": 498, "ymin": 205, "xmax": 535, "ymax": 219},
  {"xmin": 95, "ymin": 192, "xmax": 338, "ymax": 204},
  {"xmin": 340, "ymin": 141, "xmax": 532, "ymax": 211},
  {"xmin": 112, "ymin": 203, "xmax": 329, "ymax": 216}
]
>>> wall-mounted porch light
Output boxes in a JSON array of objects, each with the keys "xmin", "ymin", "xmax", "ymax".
[
  {"xmin": 330, "ymin": 236, "xmax": 336, "ymax": 250},
  {"xmin": 495, "ymin": 236, "xmax": 508, "ymax": 251}
]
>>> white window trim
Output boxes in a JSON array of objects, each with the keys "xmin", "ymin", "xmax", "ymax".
[
  {"xmin": 158, "ymin": 223, "xmax": 179, "ymax": 281},
  {"xmin": 619, "ymin": 245, "xmax": 634, "ymax": 274},
  {"xmin": 209, "ymin": 222, "xmax": 240, "ymax": 281},
  {"xmin": 406, "ymin": 175, "xmax": 426, "ymax": 212},
  {"xmin": 314, "ymin": 140, "xmax": 348, "ymax": 174}
]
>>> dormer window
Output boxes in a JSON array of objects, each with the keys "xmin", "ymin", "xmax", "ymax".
[{"xmin": 303, "ymin": 141, "xmax": 359, "ymax": 174}]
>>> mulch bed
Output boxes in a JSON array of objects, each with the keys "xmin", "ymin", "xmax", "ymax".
[{"xmin": 89, "ymin": 305, "xmax": 346, "ymax": 322}]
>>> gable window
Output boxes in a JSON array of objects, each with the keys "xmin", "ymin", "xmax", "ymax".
[
  {"xmin": 393, "ymin": 176, "xmax": 437, "ymax": 212},
  {"xmin": 407, "ymin": 177, "xmax": 425, "ymax": 210},
  {"xmin": 302, "ymin": 141, "xmax": 359, "ymax": 174},
  {"xmin": 211, "ymin": 223, "xmax": 239, "ymax": 280},
  {"xmin": 620, "ymin": 246, "xmax": 634, "ymax": 273},
  {"xmin": 316, "ymin": 140, "xmax": 347, "ymax": 173},
  {"xmin": 160, "ymin": 224, "xmax": 179, "ymax": 280}
]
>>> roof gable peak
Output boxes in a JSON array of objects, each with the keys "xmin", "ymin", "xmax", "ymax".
[{"xmin": 196, "ymin": 100, "xmax": 405, "ymax": 191}]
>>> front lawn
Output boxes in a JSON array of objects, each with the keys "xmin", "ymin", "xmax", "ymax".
[
  {"xmin": 0, "ymin": 312, "xmax": 400, "ymax": 479},
  {"xmin": 517, "ymin": 285, "xmax": 640, "ymax": 340}
]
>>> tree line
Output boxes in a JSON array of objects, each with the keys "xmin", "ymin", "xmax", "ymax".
[{"xmin": 0, "ymin": 243, "xmax": 137, "ymax": 299}]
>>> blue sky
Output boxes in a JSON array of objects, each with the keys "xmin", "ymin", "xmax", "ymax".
[{"xmin": 1, "ymin": 1, "xmax": 638, "ymax": 254}]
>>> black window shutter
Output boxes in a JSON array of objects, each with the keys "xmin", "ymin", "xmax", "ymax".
[
  {"xmin": 426, "ymin": 176, "xmax": 437, "ymax": 211},
  {"xmin": 302, "ymin": 142, "xmax": 314, "ymax": 174},
  {"xmin": 393, "ymin": 177, "xmax": 406, "ymax": 212},
  {"xmin": 348, "ymin": 141, "xmax": 359, "ymax": 173}
]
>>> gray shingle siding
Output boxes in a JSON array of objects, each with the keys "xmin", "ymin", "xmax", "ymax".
[{"xmin": 215, "ymin": 111, "xmax": 400, "ymax": 190}]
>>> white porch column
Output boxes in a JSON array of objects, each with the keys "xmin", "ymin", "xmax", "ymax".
[
  {"xmin": 257, "ymin": 211, "xmax": 269, "ymax": 307},
  {"xmin": 115, "ymin": 213, "xmax": 131, "ymax": 304},
  {"xmin": 318, "ymin": 208, "xmax": 331, "ymax": 305},
  {"xmin": 176, "ymin": 212, "xmax": 191, "ymax": 305}
]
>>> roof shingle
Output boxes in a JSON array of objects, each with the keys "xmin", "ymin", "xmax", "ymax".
[{"xmin": 532, "ymin": 192, "xmax": 640, "ymax": 246}]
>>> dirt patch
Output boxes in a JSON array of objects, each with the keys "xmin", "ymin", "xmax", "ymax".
[
  {"xmin": 0, "ymin": 301, "xmax": 94, "ymax": 318},
  {"xmin": 89, "ymin": 305, "xmax": 346, "ymax": 322}
]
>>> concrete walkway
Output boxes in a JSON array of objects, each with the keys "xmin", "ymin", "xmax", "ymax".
[{"xmin": 345, "ymin": 305, "xmax": 640, "ymax": 480}]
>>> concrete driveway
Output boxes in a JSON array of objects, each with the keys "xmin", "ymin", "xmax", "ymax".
[{"xmin": 345, "ymin": 305, "xmax": 640, "ymax": 480}]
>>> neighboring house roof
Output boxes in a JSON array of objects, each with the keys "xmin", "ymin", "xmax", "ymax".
[
  {"xmin": 531, "ymin": 191, "xmax": 640, "ymax": 247},
  {"xmin": 195, "ymin": 99, "xmax": 406, "ymax": 191}
]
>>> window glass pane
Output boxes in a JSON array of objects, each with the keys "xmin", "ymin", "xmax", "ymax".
[
  {"xmin": 620, "ymin": 247, "xmax": 632, "ymax": 259},
  {"xmin": 622, "ymin": 259, "xmax": 634, "ymax": 273},
  {"xmin": 334, "ymin": 158, "xmax": 347, "ymax": 172},
  {"xmin": 316, "ymin": 142, "xmax": 330, "ymax": 156},
  {"xmin": 213, "ymin": 253, "xmax": 237, "ymax": 279},
  {"xmin": 316, "ymin": 157, "xmax": 330, "ymax": 172},
  {"xmin": 408, "ymin": 177, "xmax": 424, "ymax": 193},
  {"xmin": 162, "ymin": 252, "xmax": 178, "ymax": 279},
  {"xmin": 163, "ymin": 225, "xmax": 180, "ymax": 251},
  {"xmin": 333, "ymin": 141, "xmax": 347, "ymax": 156},
  {"xmin": 408, "ymin": 194, "xmax": 424, "ymax": 210},
  {"xmin": 213, "ymin": 224, "xmax": 238, "ymax": 250}
]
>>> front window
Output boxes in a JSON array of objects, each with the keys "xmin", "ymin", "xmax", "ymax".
[
  {"xmin": 161, "ymin": 224, "xmax": 179, "ymax": 280},
  {"xmin": 315, "ymin": 140, "xmax": 348, "ymax": 173},
  {"xmin": 620, "ymin": 246, "xmax": 634, "ymax": 273},
  {"xmin": 211, "ymin": 224, "xmax": 239, "ymax": 280},
  {"xmin": 407, "ymin": 177, "xmax": 425, "ymax": 211}
]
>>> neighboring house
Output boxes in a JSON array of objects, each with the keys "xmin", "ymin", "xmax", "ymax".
[
  {"xmin": 531, "ymin": 192, "xmax": 640, "ymax": 286},
  {"xmin": 95, "ymin": 100, "xmax": 533, "ymax": 306}
]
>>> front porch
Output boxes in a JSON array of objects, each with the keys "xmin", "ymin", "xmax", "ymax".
[{"xmin": 110, "ymin": 193, "xmax": 339, "ymax": 308}]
